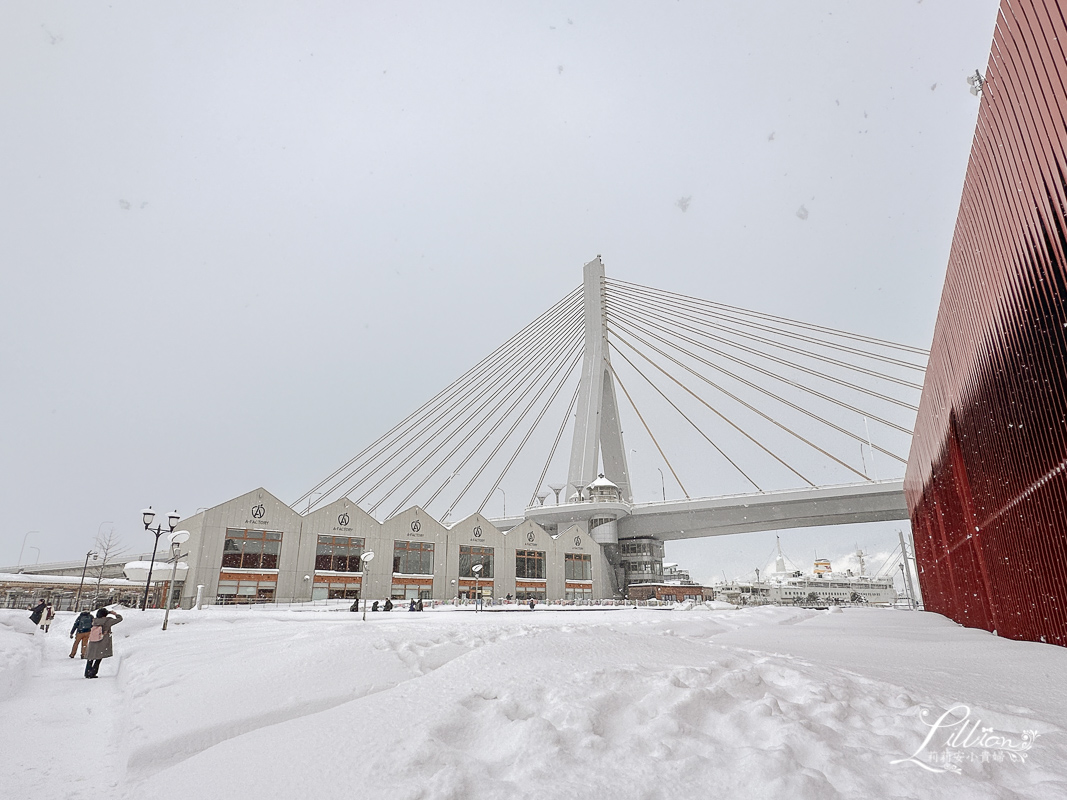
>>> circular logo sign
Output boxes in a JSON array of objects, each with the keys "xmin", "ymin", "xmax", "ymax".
[
  {"xmin": 473, "ymin": 526, "xmax": 482, "ymax": 538},
  {"xmin": 411, "ymin": 520, "xmax": 421, "ymax": 533},
  {"xmin": 527, "ymin": 532, "xmax": 536, "ymax": 543},
  {"xmin": 338, "ymin": 513, "xmax": 350, "ymax": 527},
  {"xmin": 574, "ymin": 536, "xmax": 582, "ymax": 547},
  {"xmin": 251, "ymin": 504, "xmax": 265, "ymax": 519}
]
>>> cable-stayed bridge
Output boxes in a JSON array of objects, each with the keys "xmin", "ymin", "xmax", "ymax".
[{"xmin": 294, "ymin": 257, "xmax": 923, "ymax": 548}]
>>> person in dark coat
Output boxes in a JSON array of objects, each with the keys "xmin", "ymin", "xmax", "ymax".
[
  {"xmin": 416, "ymin": 598, "xmax": 424, "ymax": 612},
  {"xmin": 408, "ymin": 599, "xmax": 416, "ymax": 611},
  {"xmin": 29, "ymin": 599, "xmax": 46, "ymax": 626},
  {"xmin": 84, "ymin": 608, "xmax": 123, "ymax": 679},
  {"xmin": 383, "ymin": 598, "xmax": 393, "ymax": 612},
  {"xmin": 69, "ymin": 611, "xmax": 94, "ymax": 658}
]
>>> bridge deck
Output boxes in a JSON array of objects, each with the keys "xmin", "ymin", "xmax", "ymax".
[{"xmin": 493, "ymin": 480, "xmax": 908, "ymax": 540}]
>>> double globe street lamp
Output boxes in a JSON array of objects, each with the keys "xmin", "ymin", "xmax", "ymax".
[{"xmin": 140, "ymin": 507, "xmax": 181, "ymax": 610}]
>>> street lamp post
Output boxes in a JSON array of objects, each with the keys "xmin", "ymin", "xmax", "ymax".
[
  {"xmin": 75, "ymin": 551, "xmax": 98, "ymax": 611},
  {"xmin": 472, "ymin": 562, "xmax": 483, "ymax": 611},
  {"xmin": 140, "ymin": 507, "xmax": 181, "ymax": 610},
  {"xmin": 656, "ymin": 468, "xmax": 666, "ymax": 502},
  {"xmin": 162, "ymin": 531, "xmax": 190, "ymax": 631},
  {"xmin": 17, "ymin": 531, "xmax": 39, "ymax": 568},
  {"xmin": 495, "ymin": 487, "xmax": 506, "ymax": 517},
  {"xmin": 360, "ymin": 551, "xmax": 375, "ymax": 621}
]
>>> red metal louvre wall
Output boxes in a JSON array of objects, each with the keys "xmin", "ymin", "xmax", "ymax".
[{"xmin": 904, "ymin": 0, "xmax": 1067, "ymax": 646}]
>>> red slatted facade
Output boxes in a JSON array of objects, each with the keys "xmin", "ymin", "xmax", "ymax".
[{"xmin": 905, "ymin": 0, "xmax": 1067, "ymax": 647}]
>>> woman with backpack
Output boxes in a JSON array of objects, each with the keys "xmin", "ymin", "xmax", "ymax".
[{"xmin": 84, "ymin": 607, "xmax": 123, "ymax": 679}]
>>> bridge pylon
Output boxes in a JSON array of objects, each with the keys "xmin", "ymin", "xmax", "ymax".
[{"xmin": 567, "ymin": 257, "xmax": 632, "ymax": 507}]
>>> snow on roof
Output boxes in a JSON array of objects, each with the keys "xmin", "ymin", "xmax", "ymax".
[
  {"xmin": 0, "ymin": 572, "xmax": 139, "ymax": 587},
  {"xmin": 587, "ymin": 474, "xmax": 619, "ymax": 489}
]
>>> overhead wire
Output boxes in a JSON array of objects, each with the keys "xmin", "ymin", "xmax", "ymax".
[
  {"xmin": 391, "ymin": 322, "xmax": 584, "ymax": 518},
  {"xmin": 608, "ymin": 363, "xmax": 690, "ymax": 498},
  {"xmin": 606, "ymin": 291, "xmax": 920, "ymax": 411},
  {"xmin": 611, "ymin": 318, "xmax": 876, "ymax": 480},
  {"xmin": 608, "ymin": 325, "xmax": 817, "ymax": 487},
  {"xmin": 609, "ymin": 277, "xmax": 930, "ymax": 359},
  {"xmin": 527, "ymin": 382, "xmax": 581, "ymax": 507},
  {"xmin": 440, "ymin": 342, "xmax": 585, "ymax": 520},
  {"xmin": 305, "ymin": 288, "xmax": 582, "ymax": 511},
  {"xmin": 607, "ymin": 283, "xmax": 925, "ymax": 389},
  {"xmin": 369, "ymin": 315, "xmax": 585, "ymax": 516},
  {"xmin": 610, "ymin": 343, "xmax": 762, "ymax": 492},
  {"xmin": 612, "ymin": 312, "xmax": 909, "ymax": 464},
  {"xmin": 475, "ymin": 349, "xmax": 585, "ymax": 516}
]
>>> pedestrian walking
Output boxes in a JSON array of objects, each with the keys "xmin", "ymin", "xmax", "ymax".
[
  {"xmin": 416, "ymin": 598, "xmax": 424, "ymax": 612},
  {"xmin": 29, "ymin": 599, "xmax": 46, "ymax": 626},
  {"xmin": 84, "ymin": 608, "xmax": 123, "ymax": 679},
  {"xmin": 383, "ymin": 598, "xmax": 393, "ymax": 612},
  {"xmin": 40, "ymin": 604, "xmax": 55, "ymax": 632},
  {"xmin": 408, "ymin": 599, "xmax": 416, "ymax": 612},
  {"xmin": 69, "ymin": 611, "xmax": 94, "ymax": 658}
]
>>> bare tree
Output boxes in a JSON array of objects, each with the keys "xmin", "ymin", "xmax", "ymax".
[{"xmin": 91, "ymin": 527, "xmax": 128, "ymax": 608}]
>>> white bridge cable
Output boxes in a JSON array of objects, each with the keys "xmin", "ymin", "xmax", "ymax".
[
  {"xmin": 607, "ymin": 282, "xmax": 926, "ymax": 388},
  {"xmin": 606, "ymin": 290, "xmax": 921, "ymax": 411},
  {"xmin": 357, "ymin": 312, "xmax": 583, "ymax": 510},
  {"xmin": 527, "ymin": 382, "xmax": 581, "ymax": 508},
  {"xmin": 610, "ymin": 343, "xmax": 763, "ymax": 492},
  {"xmin": 613, "ymin": 311, "xmax": 908, "ymax": 466},
  {"xmin": 296, "ymin": 286, "xmax": 581, "ymax": 510},
  {"xmin": 378, "ymin": 320, "xmax": 584, "ymax": 518},
  {"xmin": 606, "ymin": 295, "xmax": 916, "ymax": 436},
  {"xmin": 342, "ymin": 292, "xmax": 582, "ymax": 506},
  {"xmin": 297, "ymin": 287, "xmax": 582, "ymax": 511},
  {"xmin": 610, "ymin": 317, "xmax": 885, "ymax": 477},
  {"xmin": 473, "ymin": 349, "xmax": 586, "ymax": 517},
  {"xmin": 365, "ymin": 315, "xmax": 586, "ymax": 516},
  {"xmin": 431, "ymin": 342, "xmax": 585, "ymax": 520},
  {"xmin": 608, "ymin": 363, "xmax": 690, "ymax": 499},
  {"xmin": 609, "ymin": 277, "xmax": 930, "ymax": 360},
  {"xmin": 608, "ymin": 326, "xmax": 816, "ymax": 487}
]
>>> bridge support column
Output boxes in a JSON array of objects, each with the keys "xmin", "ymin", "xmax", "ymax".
[{"xmin": 567, "ymin": 257, "xmax": 632, "ymax": 501}]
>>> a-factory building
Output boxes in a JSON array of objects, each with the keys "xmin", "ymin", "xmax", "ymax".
[{"xmin": 176, "ymin": 487, "xmax": 611, "ymax": 607}]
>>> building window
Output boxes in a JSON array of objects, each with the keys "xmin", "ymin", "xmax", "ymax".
[
  {"xmin": 515, "ymin": 550, "xmax": 545, "ymax": 580},
  {"xmin": 391, "ymin": 584, "xmax": 432, "ymax": 601},
  {"xmin": 222, "ymin": 529, "xmax": 282, "ymax": 570},
  {"xmin": 514, "ymin": 587, "xmax": 546, "ymax": 601},
  {"xmin": 316, "ymin": 536, "xmax": 365, "ymax": 572},
  {"xmin": 393, "ymin": 540, "xmax": 434, "ymax": 575},
  {"xmin": 321, "ymin": 584, "xmax": 360, "ymax": 600},
  {"xmin": 459, "ymin": 545, "xmax": 494, "ymax": 578},
  {"xmin": 565, "ymin": 553, "xmax": 592, "ymax": 581},
  {"xmin": 216, "ymin": 579, "xmax": 276, "ymax": 604},
  {"xmin": 566, "ymin": 585, "xmax": 592, "ymax": 602}
]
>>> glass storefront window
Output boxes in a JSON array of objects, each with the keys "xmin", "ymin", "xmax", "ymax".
[
  {"xmin": 565, "ymin": 553, "xmax": 592, "ymax": 581},
  {"xmin": 515, "ymin": 550, "xmax": 545, "ymax": 579},
  {"xmin": 222, "ymin": 529, "xmax": 282, "ymax": 570},
  {"xmin": 316, "ymin": 536, "xmax": 365, "ymax": 572},
  {"xmin": 393, "ymin": 541, "xmax": 434, "ymax": 575},
  {"xmin": 459, "ymin": 545, "xmax": 494, "ymax": 578}
]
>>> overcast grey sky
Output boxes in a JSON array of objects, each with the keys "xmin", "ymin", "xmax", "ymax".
[{"xmin": 1, "ymin": 1, "xmax": 999, "ymax": 581}]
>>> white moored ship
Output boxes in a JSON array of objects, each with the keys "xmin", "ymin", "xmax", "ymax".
[{"xmin": 716, "ymin": 538, "xmax": 897, "ymax": 606}]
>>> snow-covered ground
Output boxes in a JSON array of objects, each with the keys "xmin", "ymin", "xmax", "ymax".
[{"xmin": 1, "ymin": 603, "xmax": 1064, "ymax": 800}]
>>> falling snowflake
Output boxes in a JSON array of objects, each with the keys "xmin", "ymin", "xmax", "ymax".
[
  {"xmin": 676, "ymin": 196, "xmax": 692, "ymax": 212},
  {"xmin": 796, "ymin": 204, "xmax": 809, "ymax": 220}
]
